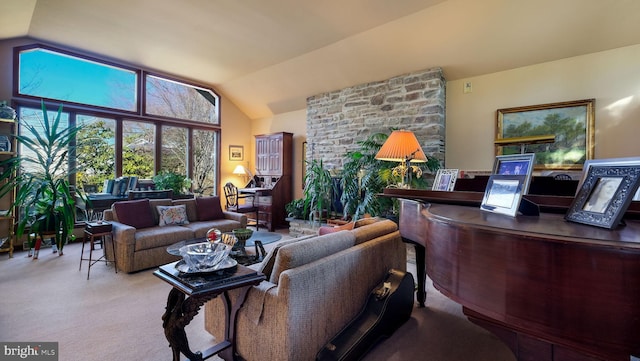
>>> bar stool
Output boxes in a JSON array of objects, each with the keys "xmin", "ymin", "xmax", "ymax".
[{"xmin": 79, "ymin": 222, "xmax": 117, "ymax": 279}]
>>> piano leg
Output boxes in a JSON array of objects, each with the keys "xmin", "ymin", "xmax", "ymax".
[{"xmin": 403, "ymin": 237, "xmax": 426, "ymax": 307}]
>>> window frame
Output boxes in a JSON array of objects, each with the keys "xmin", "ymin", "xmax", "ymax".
[{"xmin": 12, "ymin": 43, "xmax": 222, "ymax": 196}]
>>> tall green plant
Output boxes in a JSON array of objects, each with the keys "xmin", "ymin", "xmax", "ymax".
[
  {"xmin": 341, "ymin": 132, "xmax": 392, "ymax": 219},
  {"xmin": 303, "ymin": 159, "xmax": 334, "ymax": 224},
  {"xmin": 0, "ymin": 101, "xmax": 83, "ymax": 254}
]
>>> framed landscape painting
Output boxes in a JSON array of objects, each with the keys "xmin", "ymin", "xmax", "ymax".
[
  {"xmin": 229, "ymin": 145, "xmax": 244, "ymax": 161},
  {"xmin": 496, "ymin": 99, "xmax": 595, "ymax": 170}
]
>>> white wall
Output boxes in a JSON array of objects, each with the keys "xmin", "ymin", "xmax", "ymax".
[{"xmin": 446, "ymin": 44, "xmax": 640, "ymax": 171}]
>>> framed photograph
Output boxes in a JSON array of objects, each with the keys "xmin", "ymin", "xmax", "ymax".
[
  {"xmin": 496, "ymin": 99, "xmax": 595, "ymax": 170},
  {"xmin": 565, "ymin": 165, "xmax": 640, "ymax": 229},
  {"xmin": 480, "ymin": 175, "xmax": 528, "ymax": 217},
  {"xmin": 432, "ymin": 169, "xmax": 459, "ymax": 191},
  {"xmin": 229, "ymin": 145, "xmax": 244, "ymax": 161},
  {"xmin": 578, "ymin": 157, "xmax": 640, "ymax": 201},
  {"xmin": 492, "ymin": 153, "xmax": 535, "ymax": 194}
]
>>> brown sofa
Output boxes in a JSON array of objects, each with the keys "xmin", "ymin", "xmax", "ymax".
[
  {"xmin": 203, "ymin": 218, "xmax": 407, "ymax": 361},
  {"xmin": 103, "ymin": 196, "xmax": 247, "ymax": 273}
]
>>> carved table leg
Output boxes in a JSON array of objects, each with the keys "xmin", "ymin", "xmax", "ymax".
[
  {"xmin": 162, "ymin": 288, "xmax": 216, "ymax": 361},
  {"xmin": 218, "ymin": 287, "xmax": 252, "ymax": 361}
]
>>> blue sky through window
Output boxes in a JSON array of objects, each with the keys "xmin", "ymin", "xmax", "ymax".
[{"xmin": 18, "ymin": 48, "xmax": 137, "ymax": 111}]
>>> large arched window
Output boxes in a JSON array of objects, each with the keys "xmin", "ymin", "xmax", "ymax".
[{"xmin": 14, "ymin": 44, "xmax": 220, "ymax": 196}]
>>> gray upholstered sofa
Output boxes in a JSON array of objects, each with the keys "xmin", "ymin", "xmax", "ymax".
[
  {"xmin": 203, "ymin": 218, "xmax": 407, "ymax": 361},
  {"xmin": 103, "ymin": 197, "xmax": 246, "ymax": 273}
]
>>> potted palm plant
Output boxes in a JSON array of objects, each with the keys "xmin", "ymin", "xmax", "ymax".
[
  {"xmin": 302, "ymin": 158, "xmax": 334, "ymax": 225},
  {"xmin": 340, "ymin": 130, "xmax": 440, "ymax": 220},
  {"xmin": 0, "ymin": 101, "xmax": 83, "ymax": 255}
]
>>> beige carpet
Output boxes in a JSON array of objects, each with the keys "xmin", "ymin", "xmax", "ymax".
[{"xmin": 0, "ymin": 235, "xmax": 515, "ymax": 361}]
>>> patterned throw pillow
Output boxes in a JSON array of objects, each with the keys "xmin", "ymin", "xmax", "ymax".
[{"xmin": 157, "ymin": 205, "xmax": 189, "ymax": 226}]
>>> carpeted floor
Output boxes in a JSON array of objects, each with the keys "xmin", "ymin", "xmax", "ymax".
[{"xmin": 0, "ymin": 233, "xmax": 515, "ymax": 361}]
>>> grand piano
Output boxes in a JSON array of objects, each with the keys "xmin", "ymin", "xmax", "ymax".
[{"xmin": 385, "ymin": 188, "xmax": 640, "ymax": 361}]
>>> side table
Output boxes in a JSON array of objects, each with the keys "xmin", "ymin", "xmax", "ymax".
[
  {"xmin": 154, "ymin": 261, "xmax": 265, "ymax": 361},
  {"xmin": 79, "ymin": 222, "xmax": 117, "ymax": 280}
]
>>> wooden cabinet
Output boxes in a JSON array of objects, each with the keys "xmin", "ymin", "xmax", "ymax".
[
  {"xmin": 254, "ymin": 132, "xmax": 293, "ymax": 231},
  {"xmin": 0, "ymin": 117, "xmax": 16, "ymax": 257}
]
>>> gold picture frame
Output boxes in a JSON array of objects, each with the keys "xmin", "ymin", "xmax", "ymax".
[
  {"xmin": 229, "ymin": 145, "xmax": 244, "ymax": 161},
  {"xmin": 496, "ymin": 99, "xmax": 595, "ymax": 170}
]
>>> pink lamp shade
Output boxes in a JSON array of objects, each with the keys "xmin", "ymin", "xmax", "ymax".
[{"xmin": 375, "ymin": 130, "xmax": 427, "ymax": 162}]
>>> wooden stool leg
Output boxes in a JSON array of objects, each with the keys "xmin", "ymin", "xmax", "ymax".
[
  {"xmin": 79, "ymin": 233, "xmax": 87, "ymax": 271},
  {"xmin": 110, "ymin": 235, "xmax": 118, "ymax": 274},
  {"xmin": 87, "ymin": 234, "xmax": 96, "ymax": 280}
]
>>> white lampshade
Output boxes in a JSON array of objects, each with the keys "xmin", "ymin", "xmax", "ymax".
[
  {"xmin": 375, "ymin": 130, "xmax": 427, "ymax": 162},
  {"xmin": 233, "ymin": 165, "xmax": 247, "ymax": 175}
]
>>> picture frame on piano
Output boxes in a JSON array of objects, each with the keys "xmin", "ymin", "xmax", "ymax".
[
  {"xmin": 492, "ymin": 153, "xmax": 535, "ymax": 194},
  {"xmin": 578, "ymin": 156, "xmax": 640, "ymax": 201},
  {"xmin": 432, "ymin": 169, "xmax": 459, "ymax": 191},
  {"xmin": 480, "ymin": 174, "xmax": 528, "ymax": 217},
  {"xmin": 565, "ymin": 165, "xmax": 640, "ymax": 229}
]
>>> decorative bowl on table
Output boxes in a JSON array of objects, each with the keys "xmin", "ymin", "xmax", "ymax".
[
  {"xmin": 232, "ymin": 228, "xmax": 253, "ymax": 249},
  {"xmin": 178, "ymin": 242, "xmax": 232, "ymax": 272}
]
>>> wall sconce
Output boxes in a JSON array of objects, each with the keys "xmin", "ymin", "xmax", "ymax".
[{"xmin": 375, "ymin": 130, "xmax": 427, "ymax": 188}]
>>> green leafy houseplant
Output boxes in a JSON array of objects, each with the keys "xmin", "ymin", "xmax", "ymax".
[
  {"xmin": 341, "ymin": 131, "xmax": 440, "ymax": 220},
  {"xmin": 304, "ymin": 159, "xmax": 334, "ymax": 224},
  {"xmin": 0, "ymin": 101, "xmax": 83, "ymax": 255},
  {"xmin": 295, "ymin": 159, "xmax": 334, "ymax": 225},
  {"xmin": 152, "ymin": 171, "xmax": 191, "ymax": 196}
]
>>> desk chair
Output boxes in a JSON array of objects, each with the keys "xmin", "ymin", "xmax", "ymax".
[{"xmin": 223, "ymin": 182, "xmax": 259, "ymax": 228}]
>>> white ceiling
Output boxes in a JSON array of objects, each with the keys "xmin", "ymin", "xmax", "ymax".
[{"xmin": 2, "ymin": 0, "xmax": 640, "ymax": 119}]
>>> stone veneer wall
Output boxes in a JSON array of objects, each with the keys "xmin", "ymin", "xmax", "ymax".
[{"xmin": 306, "ymin": 67, "xmax": 446, "ymax": 171}]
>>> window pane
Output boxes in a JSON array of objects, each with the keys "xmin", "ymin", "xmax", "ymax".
[
  {"xmin": 192, "ymin": 129, "xmax": 218, "ymax": 196},
  {"xmin": 145, "ymin": 75, "xmax": 219, "ymax": 124},
  {"xmin": 76, "ymin": 115, "xmax": 116, "ymax": 191},
  {"xmin": 123, "ymin": 120, "xmax": 155, "ymax": 179},
  {"xmin": 18, "ymin": 47, "xmax": 137, "ymax": 111},
  {"xmin": 17, "ymin": 106, "xmax": 70, "ymax": 177},
  {"xmin": 161, "ymin": 125, "xmax": 187, "ymax": 174}
]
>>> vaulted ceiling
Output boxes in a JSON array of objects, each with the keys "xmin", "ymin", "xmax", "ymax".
[{"xmin": 3, "ymin": 0, "xmax": 640, "ymax": 119}]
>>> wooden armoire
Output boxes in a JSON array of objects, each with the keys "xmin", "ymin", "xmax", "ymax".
[{"xmin": 254, "ymin": 132, "xmax": 293, "ymax": 231}]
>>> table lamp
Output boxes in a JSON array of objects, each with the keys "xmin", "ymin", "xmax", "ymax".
[
  {"xmin": 375, "ymin": 130, "xmax": 427, "ymax": 188},
  {"xmin": 233, "ymin": 165, "xmax": 254, "ymax": 186}
]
